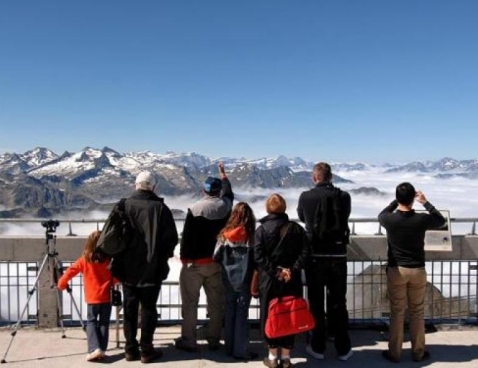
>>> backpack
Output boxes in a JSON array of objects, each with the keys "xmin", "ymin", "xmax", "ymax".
[
  {"xmin": 220, "ymin": 242, "xmax": 252, "ymax": 292},
  {"xmin": 312, "ymin": 187, "xmax": 350, "ymax": 246},
  {"xmin": 96, "ymin": 198, "xmax": 133, "ymax": 256}
]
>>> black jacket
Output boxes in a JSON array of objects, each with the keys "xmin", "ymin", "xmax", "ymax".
[
  {"xmin": 253, "ymin": 213, "xmax": 310, "ymax": 339},
  {"xmin": 180, "ymin": 177, "xmax": 234, "ymax": 260},
  {"xmin": 114, "ymin": 189, "xmax": 178, "ymax": 287},
  {"xmin": 297, "ymin": 182, "xmax": 351, "ymax": 256}
]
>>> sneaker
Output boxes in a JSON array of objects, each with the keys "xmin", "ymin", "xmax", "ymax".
[
  {"xmin": 207, "ymin": 338, "xmax": 222, "ymax": 351},
  {"xmin": 381, "ymin": 350, "xmax": 399, "ymax": 363},
  {"xmin": 412, "ymin": 351, "xmax": 430, "ymax": 362},
  {"xmin": 86, "ymin": 348, "xmax": 103, "ymax": 362},
  {"xmin": 141, "ymin": 348, "xmax": 163, "ymax": 364},
  {"xmin": 208, "ymin": 342, "xmax": 221, "ymax": 351},
  {"xmin": 99, "ymin": 350, "xmax": 107, "ymax": 359},
  {"xmin": 263, "ymin": 357, "xmax": 279, "ymax": 368},
  {"xmin": 174, "ymin": 337, "xmax": 198, "ymax": 353},
  {"xmin": 281, "ymin": 358, "xmax": 293, "ymax": 368},
  {"xmin": 338, "ymin": 349, "xmax": 353, "ymax": 361},
  {"xmin": 305, "ymin": 345, "xmax": 325, "ymax": 360},
  {"xmin": 125, "ymin": 350, "xmax": 141, "ymax": 361}
]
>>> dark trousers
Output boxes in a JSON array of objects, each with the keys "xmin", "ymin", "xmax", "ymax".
[
  {"xmin": 122, "ymin": 284, "xmax": 161, "ymax": 353},
  {"xmin": 224, "ymin": 285, "xmax": 252, "ymax": 358},
  {"xmin": 305, "ymin": 258, "xmax": 351, "ymax": 355}
]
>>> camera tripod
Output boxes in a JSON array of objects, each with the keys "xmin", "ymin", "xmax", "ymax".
[{"xmin": 1, "ymin": 220, "xmax": 85, "ymax": 364}]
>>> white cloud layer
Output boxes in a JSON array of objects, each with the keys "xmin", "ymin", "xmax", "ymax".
[{"xmin": 1, "ymin": 171, "xmax": 477, "ymax": 236}]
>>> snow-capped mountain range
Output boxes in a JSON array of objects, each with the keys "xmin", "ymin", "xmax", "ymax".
[{"xmin": 0, "ymin": 147, "xmax": 476, "ymax": 218}]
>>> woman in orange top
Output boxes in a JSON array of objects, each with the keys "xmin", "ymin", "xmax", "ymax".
[{"xmin": 58, "ymin": 230, "xmax": 115, "ymax": 362}]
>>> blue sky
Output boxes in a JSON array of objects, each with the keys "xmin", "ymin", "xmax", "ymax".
[{"xmin": 0, "ymin": 0, "xmax": 477, "ymax": 163}]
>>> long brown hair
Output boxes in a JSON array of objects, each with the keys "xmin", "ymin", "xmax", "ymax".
[
  {"xmin": 82, "ymin": 230, "xmax": 102, "ymax": 263},
  {"xmin": 219, "ymin": 202, "xmax": 256, "ymax": 244}
]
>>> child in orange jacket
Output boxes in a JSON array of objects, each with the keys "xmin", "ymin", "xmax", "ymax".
[{"xmin": 58, "ymin": 230, "xmax": 115, "ymax": 362}]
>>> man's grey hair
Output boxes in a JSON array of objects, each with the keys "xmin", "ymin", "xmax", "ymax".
[
  {"xmin": 135, "ymin": 181, "xmax": 154, "ymax": 191},
  {"xmin": 135, "ymin": 171, "xmax": 156, "ymax": 191}
]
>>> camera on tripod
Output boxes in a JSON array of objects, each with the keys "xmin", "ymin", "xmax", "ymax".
[{"xmin": 41, "ymin": 219, "xmax": 60, "ymax": 233}]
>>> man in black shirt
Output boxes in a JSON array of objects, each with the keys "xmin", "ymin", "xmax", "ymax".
[
  {"xmin": 378, "ymin": 182, "xmax": 445, "ymax": 363},
  {"xmin": 297, "ymin": 162, "xmax": 353, "ymax": 361}
]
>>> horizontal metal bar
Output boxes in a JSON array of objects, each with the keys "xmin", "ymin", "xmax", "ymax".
[{"xmin": 1, "ymin": 217, "xmax": 478, "ymax": 224}]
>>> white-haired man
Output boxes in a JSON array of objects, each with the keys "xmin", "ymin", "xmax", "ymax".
[{"xmin": 113, "ymin": 171, "xmax": 178, "ymax": 363}]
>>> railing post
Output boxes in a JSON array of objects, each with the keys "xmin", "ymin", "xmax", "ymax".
[
  {"xmin": 471, "ymin": 263, "xmax": 478, "ymax": 324},
  {"xmin": 37, "ymin": 255, "xmax": 61, "ymax": 328},
  {"xmin": 350, "ymin": 221, "xmax": 356, "ymax": 236},
  {"xmin": 66, "ymin": 221, "xmax": 77, "ymax": 236},
  {"xmin": 469, "ymin": 221, "xmax": 476, "ymax": 236}
]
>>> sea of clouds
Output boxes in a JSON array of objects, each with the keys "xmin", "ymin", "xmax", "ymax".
[
  {"xmin": 1, "ymin": 171, "xmax": 477, "ymax": 322},
  {"xmin": 2, "ymin": 169, "xmax": 477, "ymax": 236}
]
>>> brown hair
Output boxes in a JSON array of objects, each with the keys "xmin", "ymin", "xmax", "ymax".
[
  {"xmin": 218, "ymin": 202, "xmax": 256, "ymax": 244},
  {"xmin": 266, "ymin": 193, "xmax": 287, "ymax": 214},
  {"xmin": 313, "ymin": 162, "xmax": 332, "ymax": 183},
  {"xmin": 82, "ymin": 230, "xmax": 103, "ymax": 263}
]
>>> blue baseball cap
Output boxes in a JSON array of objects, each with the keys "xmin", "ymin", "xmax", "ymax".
[{"xmin": 204, "ymin": 177, "xmax": 222, "ymax": 194}]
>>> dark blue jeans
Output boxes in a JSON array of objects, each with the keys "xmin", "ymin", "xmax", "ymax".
[
  {"xmin": 122, "ymin": 284, "xmax": 161, "ymax": 354},
  {"xmin": 224, "ymin": 285, "xmax": 252, "ymax": 358},
  {"xmin": 305, "ymin": 257, "xmax": 351, "ymax": 355},
  {"xmin": 86, "ymin": 303, "xmax": 112, "ymax": 353}
]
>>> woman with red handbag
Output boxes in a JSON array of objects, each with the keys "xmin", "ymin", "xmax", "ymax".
[{"xmin": 254, "ymin": 194, "xmax": 310, "ymax": 368}]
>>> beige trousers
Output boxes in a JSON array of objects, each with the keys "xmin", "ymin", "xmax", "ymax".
[
  {"xmin": 179, "ymin": 262, "xmax": 225, "ymax": 346},
  {"xmin": 387, "ymin": 266, "xmax": 427, "ymax": 361}
]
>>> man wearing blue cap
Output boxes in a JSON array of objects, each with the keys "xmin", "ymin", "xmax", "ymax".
[{"xmin": 176, "ymin": 162, "xmax": 234, "ymax": 352}]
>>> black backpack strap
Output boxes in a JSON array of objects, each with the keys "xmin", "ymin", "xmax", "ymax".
[
  {"xmin": 312, "ymin": 188, "xmax": 329, "ymax": 236},
  {"xmin": 117, "ymin": 198, "xmax": 127, "ymax": 211}
]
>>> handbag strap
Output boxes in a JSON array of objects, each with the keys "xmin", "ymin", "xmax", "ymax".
[{"xmin": 269, "ymin": 222, "xmax": 291, "ymax": 268}]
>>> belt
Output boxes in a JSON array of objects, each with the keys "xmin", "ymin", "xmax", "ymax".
[{"xmin": 181, "ymin": 257, "xmax": 215, "ymax": 265}]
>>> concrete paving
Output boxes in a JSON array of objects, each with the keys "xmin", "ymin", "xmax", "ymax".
[{"xmin": 1, "ymin": 325, "xmax": 478, "ymax": 368}]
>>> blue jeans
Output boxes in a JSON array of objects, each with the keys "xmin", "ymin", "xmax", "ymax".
[
  {"xmin": 305, "ymin": 257, "xmax": 351, "ymax": 355},
  {"xmin": 224, "ymin": 285, "xmax": 252, "ymax": 358},
  {"xmin": 86, "ymin": 303, "xmax": 112, "ymax": 353}
]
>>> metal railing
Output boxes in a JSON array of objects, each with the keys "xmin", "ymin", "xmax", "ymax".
[
  {"xmin": 1, "ymin": 216, "xmax": 477, "ymax": 327},
  {"xmin": 1, "ymin": 217, "xmax": 477, "ymax": 235},
  {"xmin": 1, "ymin": 260, "xmax": 476, "ymax": 327}
]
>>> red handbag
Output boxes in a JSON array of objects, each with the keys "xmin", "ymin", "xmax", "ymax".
[{"xmin": 265, "ymin": 295, "xmax": 315, "ymax": 338}]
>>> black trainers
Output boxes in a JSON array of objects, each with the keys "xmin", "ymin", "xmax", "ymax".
[
  {"xmin": 207, "ymin": 339, "xmax": 222, "ymax": 351},
  {"xmin": 413, "ymin": 351, "xmax": 430, "ymax": 362},
  {"xmin": 140, "ymin": 348, "xmax": 163, "ymax": 364},
  {"xmin": 381, "ymin": 350, "xmax": 399, "ymax": 363},
  {"xmin": 174, "ymin": 337, "xmax": 198, "ymax": 353},
  {"xmin": 125, "ymin": 350, "xmax": 141, "ymax": 361},
  {"xmin": 263, "ymin": 357, "xmax": 279, "ymax": 368},
  {"xmin": 281, "ymin": 358, "xmax": 293, "ymax": 368}
]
